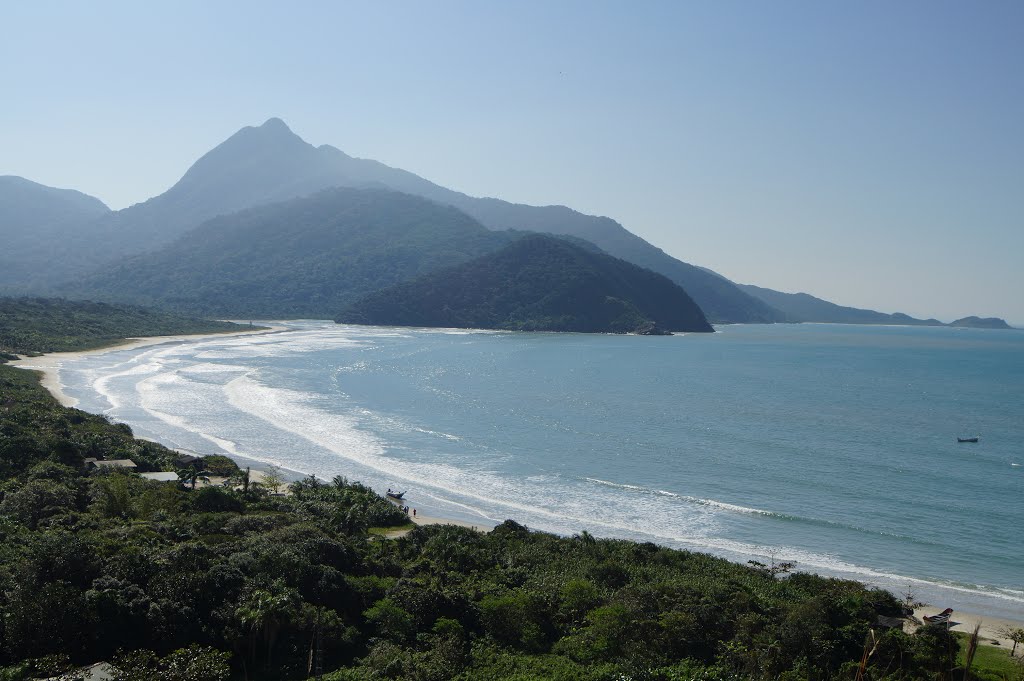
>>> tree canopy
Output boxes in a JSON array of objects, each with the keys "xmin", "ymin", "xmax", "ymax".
[
  {"xmin": 338, "ymin": 234, "xmax": 713, "ymax": 334},
  {"xmin": 0, "ymin": 304, "xmax": 1014, "ymax": 680}
]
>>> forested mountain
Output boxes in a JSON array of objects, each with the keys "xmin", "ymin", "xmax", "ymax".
[
  {"xmin": 169, "ymin": 119, "xmax": 776, "ymax": 323},
  {"xmin": 737, "ymin": 284, "xmax": 945, "ymax": 326},
  {"xmin": 0, "ymin": 297, "xmax": 243, "ymax": 356},
  {"xmin": 449, "ymin": 202, "xmax": 782, "ymax": 323},
  {"xmin": 69, "ymin": 188, "xmax": 513, "ymax": 318},
  {"xmin": 338, "ymin": 234, "xmax": 714, "ymax": 334},
  {"xmin": 0, "ymin": 177, "xmax": 110, "ymax": 290},
  {"xmin": 6, "ymin": 119, "xmax": 778, "ymax": 323}
]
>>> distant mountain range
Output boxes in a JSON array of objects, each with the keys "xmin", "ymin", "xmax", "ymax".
[
  {"xmin": 0, "ymin": 118, "xmax": 1012, "ymax": 329},
  {"xmin": 0, "ymin": 176, "xmax": 110, "ymax": 289},
  {"xmin": 1, "ymin": 119, "xmax": 777, "ymax": 323},
  {"xmin": 738, "ymin": 284, "xmax": 1013, "ymax": 329},
  {"xmin": 737, "ymin": 284, "xmax": 944, "ymax": 326},
  {"xmin": 339, "ymin": 233, "xmax": 713, "ymax": 334}
]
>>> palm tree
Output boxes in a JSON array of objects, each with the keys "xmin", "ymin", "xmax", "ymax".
[
  {"xmin": 236, "ymin": 581, "xmax": 297, "ymax": 670},
  {"xmin": 178, "ymin": 467, "xmax": 211, "ymax": 490}
]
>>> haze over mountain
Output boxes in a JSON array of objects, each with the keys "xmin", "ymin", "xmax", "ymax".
[
  {"xmin": 738, "ymin": 284, "xmax": 1014, "ymax": 329},
  {"xmin": 71, "ymin": 188, "xmax": 513, "ymax": 318},
  {"xmin": 738, "ymin": 284, "xmax": 944, "ymax": 326},
  {"xmin": 0, "ymin": 176, "xmax": 110, "ymax": 289},
  {"xmin": 339, "ymin": 233, "xmax": 714, "ymax": 334},
  {"xmin": 6, "ymin": 118, "xmax": 778, "ymax": 324},
  {"xmin": 3, "ymin": 119, "xmax": 1009, "ymax": 326}
]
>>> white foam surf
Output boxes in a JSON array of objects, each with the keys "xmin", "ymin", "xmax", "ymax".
[{"xmin": 50, "ymin": 320, "xmax": 1024, "ymax": 618}]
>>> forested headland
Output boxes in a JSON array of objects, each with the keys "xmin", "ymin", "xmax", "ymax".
[
  {"xmin": 0, "ymin": 298, "xmax": 244, "ymax": 357},
  {"xmin": 0, "ymin": 308, "xmax": 1017, "ymax": 680},
  {"xmin": 337, "ymin": 234, "xmax": 713, "ymax": 334}
]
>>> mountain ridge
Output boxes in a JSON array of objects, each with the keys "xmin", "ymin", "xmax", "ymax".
[
  {"xmin": 5, "ymin": 118, "xmax": 778, "ymax": 323},
  {"xmin": 0, "ymin": 176, "xmax": 111, "ymax": 290},
  {"xmin": 739, "ymin": 284, "xmax": 1013, "ymax": 329},
  {"xmin": 338, "ymin": 233, "xmax": 714, "ymax": 334},
  {"xmin": 2, "ymin": 119, "xmax": 1007, "ymax": 326},
  {"xmin": 68, "ymin": 187, "xmax": 515, "ymax": 317}
]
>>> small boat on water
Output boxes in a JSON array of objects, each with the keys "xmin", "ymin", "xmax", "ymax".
[
  {"xmin": 957, "ymin": 436, "xmax": 979, "ymax": 443},
  {"xmin": 386, "ymin": 489, "xmax": 406, "ymax": 500}
]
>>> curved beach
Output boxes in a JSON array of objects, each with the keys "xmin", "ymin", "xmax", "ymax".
[{"xmin": 12, "ymin": 321, "xmax": 1024, "ymax": 640}]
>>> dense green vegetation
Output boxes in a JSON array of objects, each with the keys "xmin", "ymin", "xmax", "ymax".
[
  {"xmin": 451, "ymin": 200, "xmax": 784, "ymax": 324},
  {"xmin": 339, "ymin": 234, "xmax": 714, "ymax": 334},
  {"xmin": 0, "ymin": 297, "xmax": 244, "ymax": 355},
  {"xmin": 2, "ymin": 316, "xmax": 1018, "ymax": 680},
  {"xmin": 68, "ymin": 188, "xmax": 514, "ymax": 318}
]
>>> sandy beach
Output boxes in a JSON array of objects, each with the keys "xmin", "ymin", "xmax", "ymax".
[
  {"xmin": 910, "ymin": 606, "xmax": 1024, "ymax": 654},
  {"xmin": 9, "ymin": 324, "xmax": 288, "ymax": 408},
  {"xmin": 375, "ymin": 511, "xmax": 494, "ymax": 539},
  {"xmin": 8, "ymin": 326, "xmax": 1021, "ymax": 641},
  {"xmin": 9, "ymin": 323, "xmax": 499, "ymax": 538},
  {"xmin": 411, "ymin": 512, "xmax": 492, "ymax": 531}
]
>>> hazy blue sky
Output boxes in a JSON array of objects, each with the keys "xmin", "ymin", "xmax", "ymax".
[{"xmin": 2, "ymin": 2, "xmax": 1022, "ymax": 322}]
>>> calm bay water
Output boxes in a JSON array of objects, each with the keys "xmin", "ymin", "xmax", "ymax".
[{"xmin": 56, "ymin": 321, "xmax": 1024, "ymax": 619}]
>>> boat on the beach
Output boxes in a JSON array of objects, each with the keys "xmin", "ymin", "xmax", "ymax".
[
  {"xmin": 957, "ymin": 436, "xmax": 979, "ymax": 443},
  {"xmin": 386, "ymin": 489, "xmax": 405, "ymax": 500},
  {"xmin": 923, "ymin": 608, "xmax": 954, "ymax": 626}
]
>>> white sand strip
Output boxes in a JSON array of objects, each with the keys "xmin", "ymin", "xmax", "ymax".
[
  {"xmin": 9, "ymin": 325, "xmax": 288, "ymax": 408},
  {"xmin": 910, "ymin": 606, "xmax": 1024, "ymax": 653}
]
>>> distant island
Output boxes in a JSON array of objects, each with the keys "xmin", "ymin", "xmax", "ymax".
[
  {"xmin": 337, "ymin": 234, "xmax": 714, "ymax": 334},
  {"xmin": 948, "ymin": 316, "xmax": 1013, "ymax": 329}
]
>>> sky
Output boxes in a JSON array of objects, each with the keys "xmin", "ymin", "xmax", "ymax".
[{"xmin": 2, "ymin": 1, "xmax": 1022, "ymax": 323}]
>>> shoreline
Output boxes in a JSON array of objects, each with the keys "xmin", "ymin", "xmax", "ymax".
[
  {"xmin": 8, "ymin": 322, "xmax": 501, "ymax": 537},
  {"xmin": 8, "ymin": 325, "xmax": 1021, "ymax": 638},
  {"xmin": 910, "ymin": 606, "xmax": 1023, "ymax": 654},
  {"xmin": 9, "ymin": 324, "xmax": 289, "ymax": 408}
]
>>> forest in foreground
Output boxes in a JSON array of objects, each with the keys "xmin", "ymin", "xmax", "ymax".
[{"xmin": 0, "ymin": 302, "xmax": 1019, "ymax": 680}]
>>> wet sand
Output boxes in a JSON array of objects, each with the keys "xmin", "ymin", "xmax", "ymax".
[{"xmin": 9, "ymin": 325, "xmax": 287, "ymax": 408}]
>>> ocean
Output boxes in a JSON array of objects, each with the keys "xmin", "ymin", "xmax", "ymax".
[{"xmin": 54, "ymin": 321, "xmax": 1024, "ymax": 620}]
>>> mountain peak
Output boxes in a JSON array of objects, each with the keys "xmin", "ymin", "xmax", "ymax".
[{"xmin": 259, "ymin": 117, "xmax": 292, "ymax": 133}]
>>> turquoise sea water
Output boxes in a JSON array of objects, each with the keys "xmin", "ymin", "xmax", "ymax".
[{"xmin": 53, "ymin": 321, "xmax": 1024, "ymax": 619}]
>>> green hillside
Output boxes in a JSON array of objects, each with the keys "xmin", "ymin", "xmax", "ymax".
[
  {"xmin": 0, "ymin": 297, "xmax": 243, "ymax": 356},
  {"xmin": 338, "ymin": 234, "xmax": 714, "ymax": 334},
  {"xmin": 70, "ymin": 188, "xmax": 513, "ymax": 318},
  {"xmin": 6, "ymin": 119, "xmax": 778, "ymax": 323}
]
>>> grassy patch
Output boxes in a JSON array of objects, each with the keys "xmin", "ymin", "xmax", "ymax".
[
  {"xmin": 957, "ymin": 632, "xmax": 1023, "ymax": 679},
  {"xmin": 368, "ymin": 523, "xmax": 415, "ymax": 536}
]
